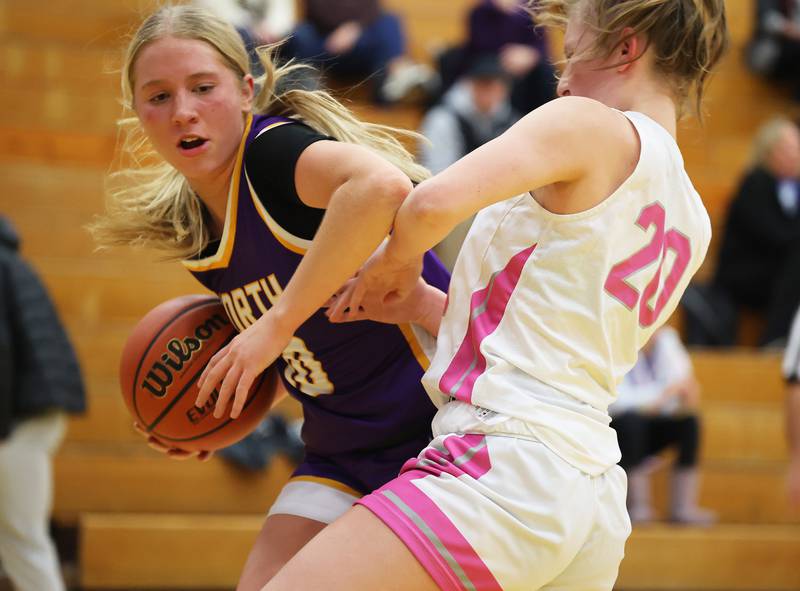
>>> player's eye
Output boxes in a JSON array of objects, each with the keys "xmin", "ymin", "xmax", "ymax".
[
  {"xmin": 148, "ymin": 92, "xmax": 169, "ymax": 104},
  {"xmin": 195, "ymin": 84, "xmax": 214, "ymax": 95}
]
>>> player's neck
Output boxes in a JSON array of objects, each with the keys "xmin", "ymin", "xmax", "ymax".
[
  {"xmin": 188, "ymin": 163, "xmax": 237, "ymax": 239},
  {"xmin": 626, "ymin": 88, "xmax": 678, "ymax": 139}
]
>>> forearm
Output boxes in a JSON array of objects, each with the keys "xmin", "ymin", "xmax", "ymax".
[
  {"xmin": 384, "ymin": 179, "xmax": 465, "ymax": 266},
  {"xmin": 416, "ymin": 285, "xmax": 447, "ymax": 337},
  {"xmin": 272, "ymin": 174, "xmax": 409, "ymax": 333}
]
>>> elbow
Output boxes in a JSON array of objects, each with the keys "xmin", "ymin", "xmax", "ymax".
[
  {"xmin": 363, "ymin": 169, "xmax": 413, "ymax": 211},
  {"xmin": 405, "ymin": 178, "xmax": 457, "ymax": 230}
]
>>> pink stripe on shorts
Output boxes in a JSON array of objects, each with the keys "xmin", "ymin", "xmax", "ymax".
[{"xmin": 357, "ymin": 434, "xmax": 502, "ymax": 591}]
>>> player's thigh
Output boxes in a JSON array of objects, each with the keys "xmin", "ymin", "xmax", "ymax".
[
  {"xmin": 238, "ymin": 514, "xmax": 327, "ymax": 591},
  {"xmin": 263, "ymin": 505, "xmax": 439, "ymax": 591}
]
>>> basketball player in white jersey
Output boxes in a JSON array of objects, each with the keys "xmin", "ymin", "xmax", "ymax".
[{"xmin": 226, "ymin": 1, "xmax": 730, "ymax": 589}]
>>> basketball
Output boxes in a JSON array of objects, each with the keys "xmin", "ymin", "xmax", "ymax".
[{"xmin": 119, "ymin": 294, "xmax": 277, "ymax": 452}]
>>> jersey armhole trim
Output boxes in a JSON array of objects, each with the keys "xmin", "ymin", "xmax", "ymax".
[
  {"xmin": 254, "ymin": 119, "xmax": 293, "ymax": 140},
  {"xmin": 246, "ymin": 171, "xmax": 313, "ymax": 254}
]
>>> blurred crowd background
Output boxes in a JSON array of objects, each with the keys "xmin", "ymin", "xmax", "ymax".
[{"xmin": 0, "ymin": 1, "xmax": 799, "ymax": 589}]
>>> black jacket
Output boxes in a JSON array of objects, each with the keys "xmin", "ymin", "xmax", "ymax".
[
  {"xmin": 0, "ymin": 217, "xmax": 86, "ymax": 440},
  {"xmin": 713, "ymin": 167, "xmax": 800, "ymax": 308}
]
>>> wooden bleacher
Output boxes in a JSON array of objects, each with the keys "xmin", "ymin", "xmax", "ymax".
[{"xmin": 1, "ymin": 0, "xmax": 799, "ymax": 589}]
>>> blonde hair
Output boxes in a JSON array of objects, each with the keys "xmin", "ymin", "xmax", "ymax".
[
  {"xmin": 91, "ymin": 4, "xmax": 429, "ymax": 259},
  {"xmin": 530, "ymin": 0, "xmax": 728, "ymax": 117},
  {"xmin": 750, "ymin": 117, "xmax": 798, "ymax": 168}
]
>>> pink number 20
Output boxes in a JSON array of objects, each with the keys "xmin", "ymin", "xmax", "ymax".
[{"xmin": 604, "ymin": 202, "xmax": 691, "ymax": 327}]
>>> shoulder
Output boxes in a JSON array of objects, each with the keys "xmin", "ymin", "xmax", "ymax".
[
  {"xmin": 516, "ymin": 97, "xmax": 638, "ymax": 176},
  {"xmin": 247, "ymin": 120, "xmax": 331, "ymax": 154},
  {"xmin": 525, "ymin": 96, "xmax": 622, "ymax": 125},
  {"xmin": 519, "ymin": 97, "xmax": 633, "ymax": 147},
  {"xmin": 244, "ymin": 120, "xmax": 333, "ymax": 179}
]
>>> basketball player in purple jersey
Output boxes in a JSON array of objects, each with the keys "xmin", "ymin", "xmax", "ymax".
[
  {"xmin": 200, "ymin": 1, "xmax": 726, "ymax": 590},
  {"xmin": 90, "ymin": 6, "xmax": 448, "ymax": 590}
]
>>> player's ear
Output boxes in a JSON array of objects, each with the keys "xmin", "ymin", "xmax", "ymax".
[
  {"xmin": 241, "ymin": 74, "xmax": 255, "ymax": 111},
  {"xmin": 616, "ymin": 27, "xmax": 641, "ymax": 73}
]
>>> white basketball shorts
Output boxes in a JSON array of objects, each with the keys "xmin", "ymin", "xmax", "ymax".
[{"xmin": 357, "ymin": 405, "xmax": 631, "ymax": 590}]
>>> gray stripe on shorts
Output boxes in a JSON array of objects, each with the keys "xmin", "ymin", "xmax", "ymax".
[
  {"xmin": 452, "ymin": 439, "xmax": 487, "ymax": 469},
  {"xmin": 416, "ymin": 439, "xmax": 487, "ymax": 473},
  {"xmin": 381, "ymin": 490, "xmax": 477, "ymax": 591}
]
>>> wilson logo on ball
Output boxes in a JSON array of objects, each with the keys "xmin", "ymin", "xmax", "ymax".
[{"xmin": 141, "ymin": 312, "xmax": 230, "ymax": 399}]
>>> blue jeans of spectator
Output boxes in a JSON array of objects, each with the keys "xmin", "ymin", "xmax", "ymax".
[{"xmin": 288, "ymin": 12, "xmax": 405, "ymax": 82}]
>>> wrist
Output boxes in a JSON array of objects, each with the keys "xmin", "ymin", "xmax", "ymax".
[
  {"xmin": 264, "ymin": 301, "xmax": 297, "ymax": 343},
  {"xmin": 384, "ymin": 238, "xmax": 424, "ymax": 277},
  {"xmin": 417, "ymin": 286, "xmax": 446, "ymax": 337}
]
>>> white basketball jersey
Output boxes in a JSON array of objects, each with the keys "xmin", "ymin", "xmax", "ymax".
[{"xmin": 423, "ymin": 111, "xmax": 711, "ymax": 475}]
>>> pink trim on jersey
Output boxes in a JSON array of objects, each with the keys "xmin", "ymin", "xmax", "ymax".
[
  {"xmin": 358, "ymin": 468, "xmax": 502, "ymax": 591},
  {"xmin": 439, "ymin": 244, "xmax": 536, "ymax": 403}
]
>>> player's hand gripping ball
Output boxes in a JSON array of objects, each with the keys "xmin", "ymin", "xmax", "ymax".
[{"xmin": 119, "ymin": 295, "xmax": 277, "ymax": 452}]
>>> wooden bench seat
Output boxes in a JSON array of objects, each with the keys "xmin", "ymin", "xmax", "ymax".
[
  {"xmin": 618, "ymin": 523, "xmax": 800, "ymax": 590},
  {"xmin": 54, "ymin": 443, "xmax": 295, "ymax": 524},
  {"xmin": 77, "ymin": 513, "xmax": 800, "ymax": 590}
]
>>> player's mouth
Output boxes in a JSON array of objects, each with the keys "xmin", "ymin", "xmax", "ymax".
[{"xmin": 177, "ymin": 135, "xmax": 209, "ymax": 155}]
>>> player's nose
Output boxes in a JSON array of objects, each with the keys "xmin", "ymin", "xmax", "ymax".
[{"xmin": 171, "ymin": 90, "xmax": 199, "ymax": 126}]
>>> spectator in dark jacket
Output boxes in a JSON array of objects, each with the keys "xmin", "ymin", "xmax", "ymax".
[
  {"xmin": 747, "ymin": 0, "xmax": 800, "ymax": 101},
  {"xmin": 0, "ymin": 216, "xmax": 85, "ymax": 591},
  {"xmin": 285, "ymin": 0, "xmax": 435, "ymax": 103},
  {"xmin": 435, "ymin": 0, "xmax": 556, "ymax": 114},
  {"xmin": 712, "ymin": 118, "xmax": 800, "ymax": 346}
]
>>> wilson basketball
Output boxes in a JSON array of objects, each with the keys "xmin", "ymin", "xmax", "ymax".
[{"xmin": 119, "ymin": 294, "xmax": 277, "ymax": 452}]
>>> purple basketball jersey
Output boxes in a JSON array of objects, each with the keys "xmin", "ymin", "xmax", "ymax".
[{"xmin": 183, "ymin": 114, "xmax": 450, "ymax": 492}]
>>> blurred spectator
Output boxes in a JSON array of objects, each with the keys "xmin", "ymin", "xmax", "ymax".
[
  {"xmin": 284, "ymin": 0, "xmax": 436, "ymax": 104},
  {"xmin": 0, "ymin": 216, "xmax": 86, "ymax": 591},
  {"xmin": 218, "ymin": 413, "xmax": 304, "ymax": 471},
  {"xmin": 194, "ymin": 0, "xmax": 295, "ymax": 44},
  {"xmin": 710, "ymin": 117, "xmax": 800, "ymax": 346},
  {"xmin": 610, "ymin": 327, "xmax": 716, "ymax": 525},
  {"xmin": 783, "ymin": 305, "xmax": 800, "ymax": 508},
  {"xmin": 419, "ymin": 55, "xmax": 520, "ymax": 270},
  {"xmin": 194, "ymin": 0, "xmax": 296, "ymax": 74},
  {"xmin": 747, "ymin": 0, "xmax": 800, "ymax": 101},
  {"xmin": 434, "ymin": 0, "xmax": 556, "ymax": 114}
]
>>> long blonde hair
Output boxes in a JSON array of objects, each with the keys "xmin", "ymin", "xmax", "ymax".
[
  {"xmin": 530, "ymin": 0, "xmax": 728, "ymax": 118},
  {"xmin": 91, "ymin": 4, "xmax": 429, "ymax": 259}
]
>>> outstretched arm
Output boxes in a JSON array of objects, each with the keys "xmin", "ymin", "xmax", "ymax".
[
  {"xmin": 330, "ymin": 96, "xmax": 637, "ymax": 321},
  {"xmin": 383, "ymin": 97, "xmax": 630, "ymax": 264}
]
